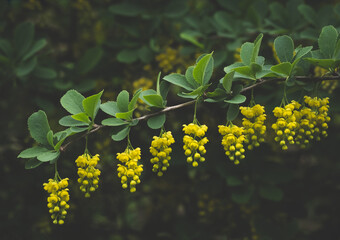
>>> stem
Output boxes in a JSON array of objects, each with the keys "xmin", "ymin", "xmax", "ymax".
[
  {"xmin": 193, "ymin": 98, "xmax": 199, "ymax": 123},
  {"xmin": 59, "ymin": 75, "xmax": 340, "ymax": 152}
]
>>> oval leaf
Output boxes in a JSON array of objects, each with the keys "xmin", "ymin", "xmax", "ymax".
[
  {"xmin": 28, "ymin": 110, "xmax": 51, "ymax": 146},
  {"xmin": 60, "ymin": 90, "xmax": 85, "ymax": 115},
  {"xmin": 102, "ymin": 118, "xmax": 128, "ymax": 126},
  {"xmin": 18, "ymin": 146, "xmax": 49, "ymax": 159},
  {"xmin": 225, "ymin": 95, "xmax": 246, "ymax": 104},
  {"xmin": 111, "ymin": 126, "xmax": 130, "ymax": 141},
  {"xmin": 25, "ymin": 158, "xmax": 43, "ymax": 169},
  {"xmin": 100, "ymin": 101, "xmax": 120, "ymax": 117},
  {"xmin": 147, "ymin": 114, "xmax": 166, "ymax": 129},
  {"xmin": 37, "ymin": 151, "xmax": 60, "ymax": 162},
  {"xmin": 143, "ymin": 94, "xmax": 164, "ymax": 108}
]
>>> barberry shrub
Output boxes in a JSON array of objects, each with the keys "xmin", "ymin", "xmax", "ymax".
[{"xmin": 18, "ymin": 25, "xmax": 339, "ymax": 224}]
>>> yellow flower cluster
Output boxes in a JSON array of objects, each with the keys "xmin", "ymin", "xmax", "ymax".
[
  {"xmin": 183, "ymin": 123, "xmax": 209, "ymax": 167},
  {"xmin": 240, "ymin": 104, "xmax": 266, "ymax": 150},
  {"xmin": 75, "ymin": 154, "xmax": 101, "ymax": 198},
  {"xmin": 272, "ymin": 101, "xmax": 300, "ymax": 150},
  {"xmin": 218, "ymin": 125, "xmax": 246, "ymax": 165},
  {"xmin": 117, "ymin": 148, "xmax": 143, "ymax": 193},
  {"xmin": 43, "ymin": 178, "xmax": 70, "ymax": 225},
  {"xmin": 294, "ymin": 96, "xmax": 330, "ymax": 148},
  {"xmin": 150, "ymin": 131, "xmax": 175, "ymax": 176}
]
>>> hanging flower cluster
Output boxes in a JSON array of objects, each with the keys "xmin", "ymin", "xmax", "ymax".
[
  {"xmin": 294, "ymin": 96, "xmax": 330, "ymax": 148},
  {"xmin": 218, "ymin": 124, "xmax": 246, "ymax": 165},
  {"xmin": 150, "ymin": 131, "xmax": 175, "ymax": 176},
  {"xmin": 240, "ymin": 104, "xmax": 266, "ymax": 150},
  {"xmin": 182, "ymin": 123, "xmax": 209, "ymax": 167},
  {"xmin": 75, "ymin": 153, "xmax": 101, "ymax": 198},
  {"xmin": 43, "ymin": 178, "xmax": 70, "ymax": 225},
  {"xmin": 272, "ymin": 101, "xmax": 300, "ymax": 150},
  {"xmin": 116, "ymin": 148, "xmax": 143, "ymax": 193}
]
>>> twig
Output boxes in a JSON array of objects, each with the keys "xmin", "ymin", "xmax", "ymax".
[{"xmin": 59, "ymin": 75, "xmax": 340, "ymax": 152}]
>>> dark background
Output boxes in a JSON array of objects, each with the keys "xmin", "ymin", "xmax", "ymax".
[{"xmin": 1, "ymin": 0, "xmax": 340, "ymax": 239}]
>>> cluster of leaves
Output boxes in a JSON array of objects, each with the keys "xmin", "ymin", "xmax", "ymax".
[{"xmin": 18, "ymin": 25, "xmax": 340, "ymax": 174}]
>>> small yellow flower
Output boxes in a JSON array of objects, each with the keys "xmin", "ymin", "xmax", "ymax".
[
  {"xmin": 43, "ymin": 178, "xmax": 70, "ymax": 225},
  {"xmin": 150, "ymin": 131, "xmax": 175, "ymax": 176},
  {"xmin": 75, "ymin": 154, "xmax": 101, "ymax": 197},
  {"xmin": 218, "ymin": 124, "xmax": 246, "ymax": 164},
  {"xmin": 240, "ymin": 104, "xmax": 266, "ymax": 150},
  {"xmin": 117, "ymin": 148, "xmax": 143, "ymax": 193},
  {"xmin": 182, "ymin": 123, "xmax": 208, "ymax": 167}
]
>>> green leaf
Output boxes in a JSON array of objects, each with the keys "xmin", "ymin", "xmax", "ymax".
[
  {"xmin": 298, "ymin": 4, "xmax": 316, "ymax": 25},
  {"xmin": 71, "ymin": 112, "xmax": 91, "ymax": 123},
  {"xmin": 70, "ymin": 127, "xmax": 88, "ymax": 133},
  {"xmin": 182, "ymin": 84, "xmax": 210, "ymax": 97},
  {"xmin": 117, "ymin": 90, "xmax": 130, "ymax": 112},
  {"xmin": 82, "ymin": 90, "xmax": 103, "ymax": 120},
  {"xmin": 111, "ymin": 126, "xmax": 130, "ymax": 141},
  {"xmin": 163, "ymin": 73, "xmax": 194, "ymax": 91},
  {"xmin": 37, "ymin": 150, "xmax": 60, "ymax": 162},
  {"xmin": 259, "ymin": 185, "xmax": 283, "ymax": 201},
  {"xmin": 185, "ymin": 66, "xmax": 199, "ymax": 88},
  {"xmin": 193, "ymin": 53, "xmax": 214, "ymax": 85},
  {"xmin": 156, "ymin": 72, "xmax": 161, "ymax": 95},
  {"xmin": 100, "ymin": 101, "xmax": 120, "ymax": 117},
  {"xmin": 318, "ymin": 25, "xmax": 338, "ymax": 59},
  {"xmin": 303, "ymin": 58, "xmax": 339, "ymax": 69},
  {"xmin": 47, "ymin": 130, "xmax": 54, "ymax": 147},
  {"xmin": 22, "ymin": 38, "xmax": 47, "ymax": 61},
  {"xmin": 233, "ymin": 66, "xmax": 255, "ymax": 80},
  {"xmin": 147, "ymin": 114, "xmax": 166, "ymax": 129},
  {"xmin": 54, "ymin": 129, "xmax": 74, "ymax": 150},
  {"xmin": 251, "ymin": 33, "xmax": 263, "ymax": 63},
  {"xmin": 180, "ymin": 31, "xmax": 204, "ymax": 49},
  {"xmin": 225, "ymin": 95, "xmax": 246, "ymax": 104},
  {"xmin": 240, "ymin": 42, "xmax": 254, "ymax": 65},
  {"xmin": 160, "ymin": 81, "xmax": 170, "ymax": 100},
  {"xmin": 25, "ymin": 158, "xmax": 43, "ymax": 169},
  {"xmin": 143, "ymin": 94, "xmax": 164, "ymax": 108},
  {"xmin": 334, "ymin": 39, "xmax": 340, "ymax": 59},
  {"xmin": 115, "ymin": 108, "xmax": 135, "ymax": 120},
  {"xmin": 270, "ymin": 62, "xmax": 292, "ymax": 76},
  {"xmin": 129, "ymin": 119, "xmax": 139, "ymax": 127},
  {"xmin": 60, "ymin": 90, "xmax": 85, "ymax": 115},
  {"xmin": 33, "ymin": 66, "xmax": 57, "ymax": 79},
  {"xmin": 76, "ymin": 46, "xmax": 103, "ymax": 74},
  {"xmin": 250, "ymin": 63, "xmax": 262, "ymax": 73},
  {"xmin": 0, "ymin": 38, "xmax": 12, "ymax": 57},
  {"xmin": 15, "ymin": 57, "xmax": 37, "ymax": 77},
  {"xmin": 222, "ymin": 72, "xmax": 234, "ymax": 93},
  {"xmin": 226, "ymin": 175, "xmax": 243, "ymax": 186},
  {"xmin": 28, "ymin": 110, "xmax": 51, "ymax": 146},
  {"xmin": 18, "ymin": 146, "xmax": 49, "ymax": 158},
  {"xmin": 227, "ymin": 104, "xmax": 239, "ymax": 121},
  {"xmin": 102, "ymin": 118, "xmax": 128, "ymax": 126},
  {"xmin": 117, "ymin": 49, "xmax": 138, "ymax": 63},
  {"xmin": 128, "ymin": 89, "xmax": 142, "ymax": 111},
  {"xmin": 294, "ymin": 46, "xmax": 313, "ymax": 60},
  {"xmin": 14, "ymin": 22, "xmax": 34, "ymax": 59},
  {"xmin": 177, "ymin": 92, "xmax": 197, "ymax": 99},
  {"xmin": 206, "ymin": 88, "xmax": 227, "ymax": 101},
  {"xmin": 59, "ymin": 116, "xmax": 88, "ymax": 127},
  {"xmin": 274, "ymin": 35, "xmax": 294, "ymax": 62}
]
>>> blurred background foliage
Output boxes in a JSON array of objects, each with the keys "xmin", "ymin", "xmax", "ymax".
[{"xmin": 1, "ymin": 0, "xmax": 340, "ymax": 239}]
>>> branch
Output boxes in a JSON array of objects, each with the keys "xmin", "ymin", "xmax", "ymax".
[{"xmin": 59, "ymin": 75, "xmax": 340, "ymax": 152}]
